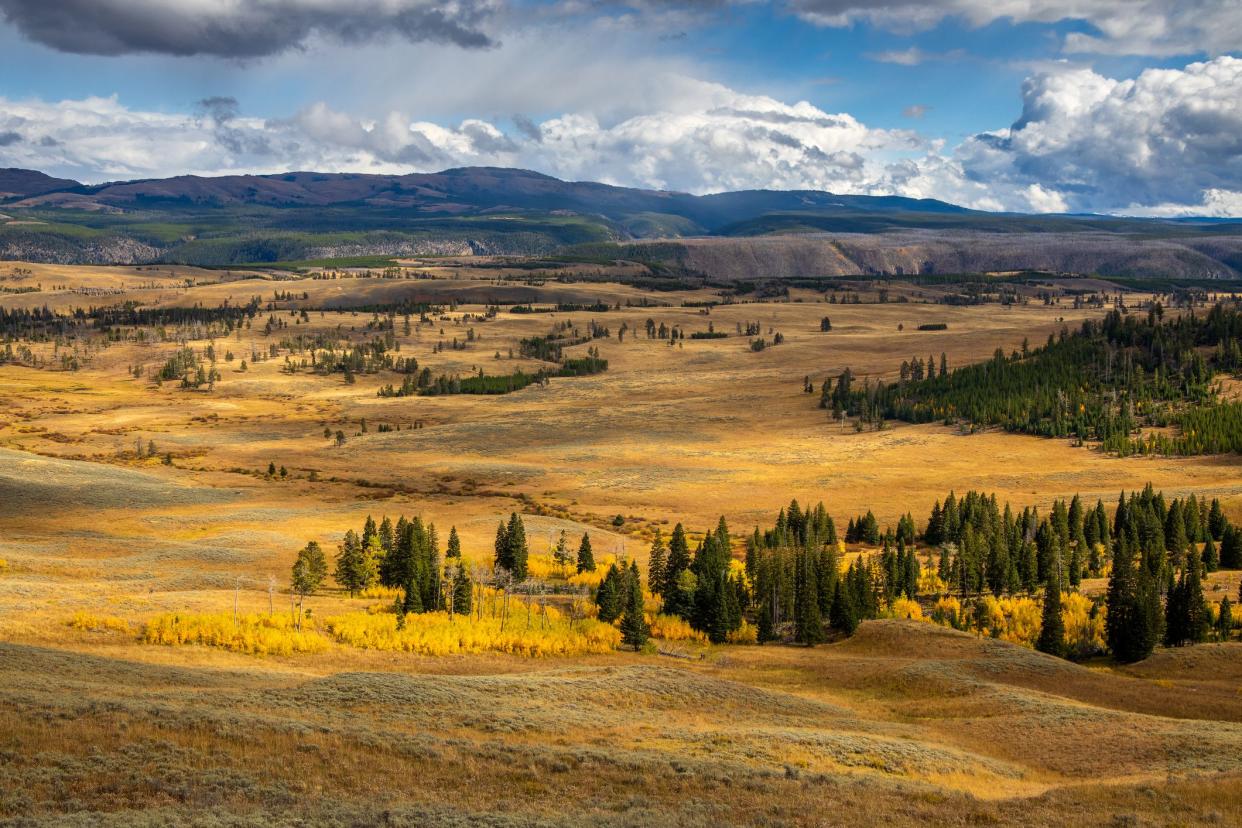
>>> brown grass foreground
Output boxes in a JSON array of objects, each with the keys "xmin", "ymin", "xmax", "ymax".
[{"xmin": 4, "ymin": 621, "xmax": 1242, "ymax": 826}]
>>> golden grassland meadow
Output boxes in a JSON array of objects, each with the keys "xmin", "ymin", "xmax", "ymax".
[{"xmin": 2, "ymin": 261, "xmax": 1242, "ymax": 826}]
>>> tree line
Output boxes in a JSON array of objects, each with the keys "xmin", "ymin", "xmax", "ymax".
[
  {"xmin": 646, "ymin": 485, "xmax": 1239, "ymax": 659},
  {"xmin": 822, "ymin": 303, "xmax": 1242, "ymax": 454},
  {"xmin": 290, "ymin": 485, "xmax": 1240, "ymax": 660}
]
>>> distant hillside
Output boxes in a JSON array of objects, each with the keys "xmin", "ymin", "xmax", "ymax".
[
  {"xmin": 4, "ymin": 166, "xmax": 973, "ymax": 232},
  {"xmin": 0, "ymin": 165, "xmax": 1240, "ymax": 276},
  {"xmin": 601, "ymin": 232, "xmax": 1242, "ymax": 282},
  {"xmin": 0, "ymin": 168, "xmax": 81, "ymax": 199}
]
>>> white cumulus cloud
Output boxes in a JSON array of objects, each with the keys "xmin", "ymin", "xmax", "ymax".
[{"xmin": 1, "ymin": 57, "xmax": 1240, "ymax": 216}]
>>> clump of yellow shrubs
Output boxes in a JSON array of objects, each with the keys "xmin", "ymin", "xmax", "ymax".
[
  {"xmin": 324, "ymin": 608, "xmax": 621, "ymax": 657},
  {"xmin": 137, "ymin": 596, "xmax": 622, "ymax": 658},
  {"xmin": 67, "ymin": 611, "xmax": 131, "ymax": 634},
  {"xmin": 915, "ymin": 590, "xmax": 1106, "ymax": 657},
  {"xmin": 142, "ymin": 611, "xmax": 329, "ymax": 656},
  {"xmin": 648, "ymin": 613, "xmax": 708, "ymax": 643}
]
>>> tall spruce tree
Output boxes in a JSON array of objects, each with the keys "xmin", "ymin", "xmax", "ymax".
[
  {"xmin": 452, "ymin": 565, "xmax": 472, "ymax": 616},
  {"xmin": 378, "ymin": 516, "xmax": 395, "ymax": 558},
  {"xmin": 620, "ymin": 561, "xmax": 650, "ymax": 649},
  {"xmin": 1221, "ymin": 525, "xmax": 1242, "ymax": 569},
  {"xmin": 1165, "ymin": 549, "xmax": 1210, "ymax": 646},
  {"xmin": 577, "ymin": 532, "xmax": 596, "ymax": 573},
  {"xmin": 663, "ymin": 523, "xmax": 691, "ymax": 596},
  {"xmin": 1036, "ymin": 571, "xmax": 1066, "ymax": 658},
  {"xmin": 494, "ymin": 520, "xmax": 510, "ymax": 572},
  {"xmin": 794, "ymin": 550, "xmax": 825, "ymax": 644},
  {"xmin": 1203, "ymin": 535, "xmax": 1219, "ymax": 572},
  {"xmin": 1106, "ymin": 535, "xmax": 1138, "ymax": 661},
  {"xmin": 829, "ymin": 579, "xmax": 857, "ymax": 636},
  {"xmin": 333, "ymin": 530, "xmax": 369, "ymax": 597},
  {"xmin": 505, "ymin": 512, "xmax": 529, "ymax": 580},
  {"xmin": 1217, "ymin": 596, "xmax": 1233, "ymax": 641},
  {"xmin": 596, "ymin": 563, "xmax": 623, "ymax": 622},
  {"xmin": 647, "ymin": 530, "xmax": 667, "ymax": 597},
  {"xmin": 1208, "ymin": 499, "xmax": 1227, "ymax": 540}
]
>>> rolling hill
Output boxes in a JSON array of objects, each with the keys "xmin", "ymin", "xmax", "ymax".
[{"xmin": 1, "ymin": 165, "xmax": 1240, "ymax": 277}]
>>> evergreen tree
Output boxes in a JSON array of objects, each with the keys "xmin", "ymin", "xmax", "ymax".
[
  {"xmin": 1165, "ymin": 500, "xmax": 1188, "ymax": 568},
  {"xmin": 859, "ymin": 510, "xmax": 880, "ymax": 544},
  {"xmin": 1107, "ymin": 536, "xmax": 1142, "ymax": 662},
  {"xmin": 902, "ymin": 544, "xmax": 920, "ymax": 598},
  {"xmin": 452, "ymin": 565, "xmax": 472, "ymax": 615},
  {"xmin": 794, "ymin": 551, "xmax": 825, "ymax": 644},
  {"xmin": 1222, "ymin": 525, "xmax": 1242, "ymax": 569},
  {"xmin": 446, "ymin": 525, "xmax": 462, "ymax": 558},
  {"xmin": 379, "ymin": 518, "xmax": 412, "ymax": 588},
  {"xmin": 1217, "ymin": 596, "xmax": 1233, "ymax": 641},
  {"xmin": 620, "ymin": 561, "xmax": 650, "ymax": 649},
  {"xmin": 577, "ymin": 532, "xmax": 596, "ymax": 573},
  {"xmin": 1036, "ymin": 574, "xmax": 1066, "ymax": 658},
  {"xmin": 494, "ymin": 520, "xmax": 510, "ymax": 571},
  {"xmin": 1133, "ymin": 566, "xmax": 1164, "ymax": 661},
  {"xmin": 1208, "ymin": 498, "xmax": 1227, "ymax": 540},
  {"xmin": 1019, "ymin": 541, "xmax": 1038, "ymax": 593},
  {"xmin": 333, "ymin": 530, "xmax": 368, "ymax": 596},
  {"xmin": 378, "ymin": 516, "xmax": 395, "ymax": 558},
  {"xmin": 829, "ymin": 579, "xmax": 858, "ymax": 636},
  {"xmin": 647, "ymin": 530, "xmax": 667, "ymax": 597},
  {"xmin": 1203, "ymin": 535, "xmax": 1219, "ymax": 572},
  {"xmin": 401, "ymin": 573, "xmax": 424, "ymax": 614},
  {"xmin": 1165, "ymin": 549, "xmax": 1210, "ymax": 647},
  {"xmin": 551, "ymin": 529, "xmax": 572, "ymax": 567},
  {"xmin": 596, "ymin": 563, "xmax": 623, "ymax": 622},
  {"xmin": 757, "ymin": 590, "xmax": 776, "ymax": 643},
  {"xmin": 291, "ymin": 541, "xmax": 328, "ymax": 626},
  {"xmin": 362, "ymin": 515, "xmax": 378, "ymax": 550},
  {"xmin": 505, "ymin": 512, "xmax": 529, "ymax": 580},
  {"xmin": 664, "ymin": 523, "xmax": 690, "ymax": 596},
  {"xmin": 711, "ymin": 574, "xmax": 742, "ymax": 644}
]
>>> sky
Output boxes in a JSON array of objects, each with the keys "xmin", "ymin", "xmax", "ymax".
[{"xmin": 0, "ymin": 0, "xmax": 1239, "ymax": 216}]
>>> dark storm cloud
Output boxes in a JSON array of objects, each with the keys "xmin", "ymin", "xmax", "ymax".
[
  {"xmin": 0, "ymin": 0, "xmax": 498, "ymax": 58},
  {"xmin": 511, "ymin": 115, "xmax": 543, "ymax": 143},
  {"xmin": 0, "ymin": 130, "xmax": 22, "ymax": 146},
  {"xmin": 196, "ymin": 96, "xmax": 240, "ymax": 123}
]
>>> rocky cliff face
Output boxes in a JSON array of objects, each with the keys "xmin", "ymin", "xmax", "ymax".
[
  {"xmin": 0, "ymin": 235, "xmax": 161, "ymax": 265},
  {"xmin": 664, "ymin": 232, "xmax": 1242, "ymax": 281}
]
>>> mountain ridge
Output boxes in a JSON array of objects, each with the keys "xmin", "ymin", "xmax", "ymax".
[
  {"xmin": 0, "ymin": 165, "xmax": 976, "ymax": 234},
  {"xmin": 1, "ymin": 165, "xmax": 1240, "ymax": 277}
]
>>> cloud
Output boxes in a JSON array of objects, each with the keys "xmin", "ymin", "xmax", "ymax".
[
  {"xmin": 0, "ymin": 79, "xmax": 923, "ymax": 195},
  {"xmin": 865, "ymin": 47, "xmax": 962, "ymax": 66},
  {"xmin": 867, "ymin": 47, "xmax": 926, "ymax": 66},
  {"xmin": 0, "ymin": 0, "xmax": 499, "ymax": 58},
  {"xmin": 947, "ymin": 56, "xmax": 1242, "ymax": 214},
  {"xmin": 0, "ymin": 130, "xmax": 21, "ymax": 146},
  {"xmin": 902, "ymin": 104, "xmax": 929, "ymax": 119},
  {"xmin": 195, "ymin": 96, "xmax": 239, "ymax": 123},
  {"xmin": 1, "ymin": 57, "xmax": 1239, "ymax": 216},
  {"xmin": 787, "ymin": 0, "xmax": 1242, "ymax": 57}
]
